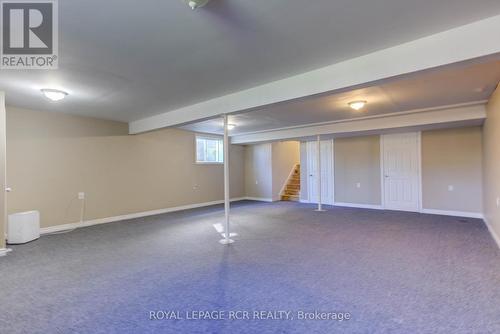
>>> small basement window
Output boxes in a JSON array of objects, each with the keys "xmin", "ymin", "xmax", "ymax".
[{"xmin": 196, "ymin": 136, "xmax": 223, "ymax": 164}]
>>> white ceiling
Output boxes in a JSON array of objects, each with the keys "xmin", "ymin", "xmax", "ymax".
[
  {"xmin": 180, "ymin": 59, "xmax": 500, "ymax": 135},
  {"xmin": 1, "ymin": 0, "xmax": 500, "ymax": 122}
]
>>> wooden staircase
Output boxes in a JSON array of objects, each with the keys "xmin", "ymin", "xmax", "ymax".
[{"xmin": 281, "ymin": 164, "xmax": 300, "ymax": 202}]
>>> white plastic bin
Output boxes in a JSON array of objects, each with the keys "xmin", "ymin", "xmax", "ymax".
[{"xmin": 7, "ymin": 211, "xmax": 40, "ymax": 244}]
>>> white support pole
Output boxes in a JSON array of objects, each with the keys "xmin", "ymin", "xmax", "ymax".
[
  {"xmin": 315, "ymin": 135, "xmax": 326, "ymax": 212},
  {"xmin": 220, "ymin": 114, "xmax": 234, "ymax": 245}
]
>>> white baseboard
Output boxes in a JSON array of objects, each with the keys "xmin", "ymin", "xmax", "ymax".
[
  {"xmin": 40, "ymin": 197, "xmax": 247, "ymax": 235},
  {"xmin": 302, "ymin": 201, "xmax": 486, "ymax": 217},
  {"xmin": 421, "ymin": 209, "xmax": 483, "ymax": 219},
  {"xmin": 334, "ymin": 202, "xmax": 383, "ymax": 210},
  {"xmin": 245, "ymin": 197, "xmax": 274, "ymax": 202},
  {"xmin": 483, "ymin": 217, "xmax": 500, "ymax": 249},
  {"xmin": 299, "ymin": 200, "xmax": 383, "ymax": 210},
  {"xmin": 300, "ymin": 201, "xmax": 483, "ymax": 217},
  {"xmin": 40, "ymin": 222, "xmax": 79, "ymax": 235},
  {"xmin": 0, "ymin": 248, "xmax": 12, "ymax": 257}
]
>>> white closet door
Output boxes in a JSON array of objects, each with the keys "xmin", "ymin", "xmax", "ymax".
[
  {"xmin": 382, "ymin": 132, "xmax": 420, "ymax": 212},
  {"xmin": 307, "ymin": 140, "xmax": 334, "ymax": 205},
  {"xmin": 307, "ymin": 141, "xmax": 318, "ymax": 203}
]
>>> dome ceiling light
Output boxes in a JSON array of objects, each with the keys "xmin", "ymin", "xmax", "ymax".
[
  {"xmin": 41, "ymin": 89, "xmax": 68, "ymax": 102},
  {"xmin": 184, "ymin": 0, "xmax": 210, "ymax": 10},
  {"xmin": 348, "ymin": 100, "xmax": 367, "ymax": 111}
]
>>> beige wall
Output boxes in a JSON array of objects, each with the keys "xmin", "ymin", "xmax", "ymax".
[
  {"xmin": 271, "ymin": 141, "xmax": 300, "ymax": 200},
  {"xmin": 483, "ymin": 85, "xmax": 500, "ymax": 241},
  {"xmin": 422, "ymin": 127, "xmax": 483, "ymax": 213},
  {"xmin": 244, "ymin": 143, "xmax": 272, "ymax": 200},
  {"xmin": 334, "ymin": 135, "xmax": 381, "ymax": 205},
  {"xmin": 244, "ymin": 141, "xmax": 300, "ymax": 200},
  {"xmin": 0, "ymin": 93, "xmax": 5, "ymax": 249},
  {"xmin": 7, "ymin": 107, "xmax": 245, "ymax": 228}
]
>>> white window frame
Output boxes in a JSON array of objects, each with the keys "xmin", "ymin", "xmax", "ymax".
[{"xmin": 195, "ymin": 135, "xmax": 224, "ymax": 164}]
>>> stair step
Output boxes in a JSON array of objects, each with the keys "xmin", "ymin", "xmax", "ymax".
[
  {"xmin": 281, "ymin": 194, "xmax": 300, "ymax": 202},
  {"xmin": 285, "ymin": 191, "xmax": 299, "ymax": 195}
]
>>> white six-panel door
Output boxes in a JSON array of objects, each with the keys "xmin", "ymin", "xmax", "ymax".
[
  {"xmin": 381, "ymin": 132, "xmax": 421, "ymax": 212},
  {"xmin": 306, "ymin": 140, "xmax": 334, "ymax": 205}
]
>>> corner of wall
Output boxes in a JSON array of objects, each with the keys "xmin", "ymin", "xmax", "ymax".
[
  {"xmin": 0, "ymin": 92, "xmax": 5, "ymax": 251},
  {"xmin": 482, "ymin": 84, "xmax": 500, "ymax": 249}
]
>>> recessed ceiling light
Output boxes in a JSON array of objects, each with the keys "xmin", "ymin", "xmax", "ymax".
[
  {"xmin": 41, "ymin": 89, "xmax": 68, "ymax": 102},
  {"xmin": 348, "ymin": 100, "xmax": 367, "ymax": 111},
  {"xmin": 227, "ymin": 124, "xmax": 236, "ymax": 130}
]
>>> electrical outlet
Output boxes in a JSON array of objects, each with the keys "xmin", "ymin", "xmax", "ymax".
[
  {"xmin": 448, "ymin": 185, "xmax": 454, "ymax": 192},
  {"xmin": 78, "ymin": 192, "xmax": 85, "ymax": 200},
  {"xmin": 496, "ymin": 197, "xmax": 500, "ymax": 208},
  {"xmin": 193, "ymin": 185, "xmax": 199, "ymax": 190},
  {"xmin": 255, "ymin": 180, "xmax": 259, "ymax": 185},
  {"xmin": 356, "ymin": 182, "xmax": 361, "ymax": 189}
]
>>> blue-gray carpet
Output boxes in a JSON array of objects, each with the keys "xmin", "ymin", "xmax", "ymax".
[{"xmin": 1, "ymin": 201, "xmax": 499, "ymax": 334}]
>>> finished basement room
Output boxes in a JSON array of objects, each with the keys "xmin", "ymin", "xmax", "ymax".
[{"xmin": 0, "ymin": 1, "xmax": 499, "ymax": 333}]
